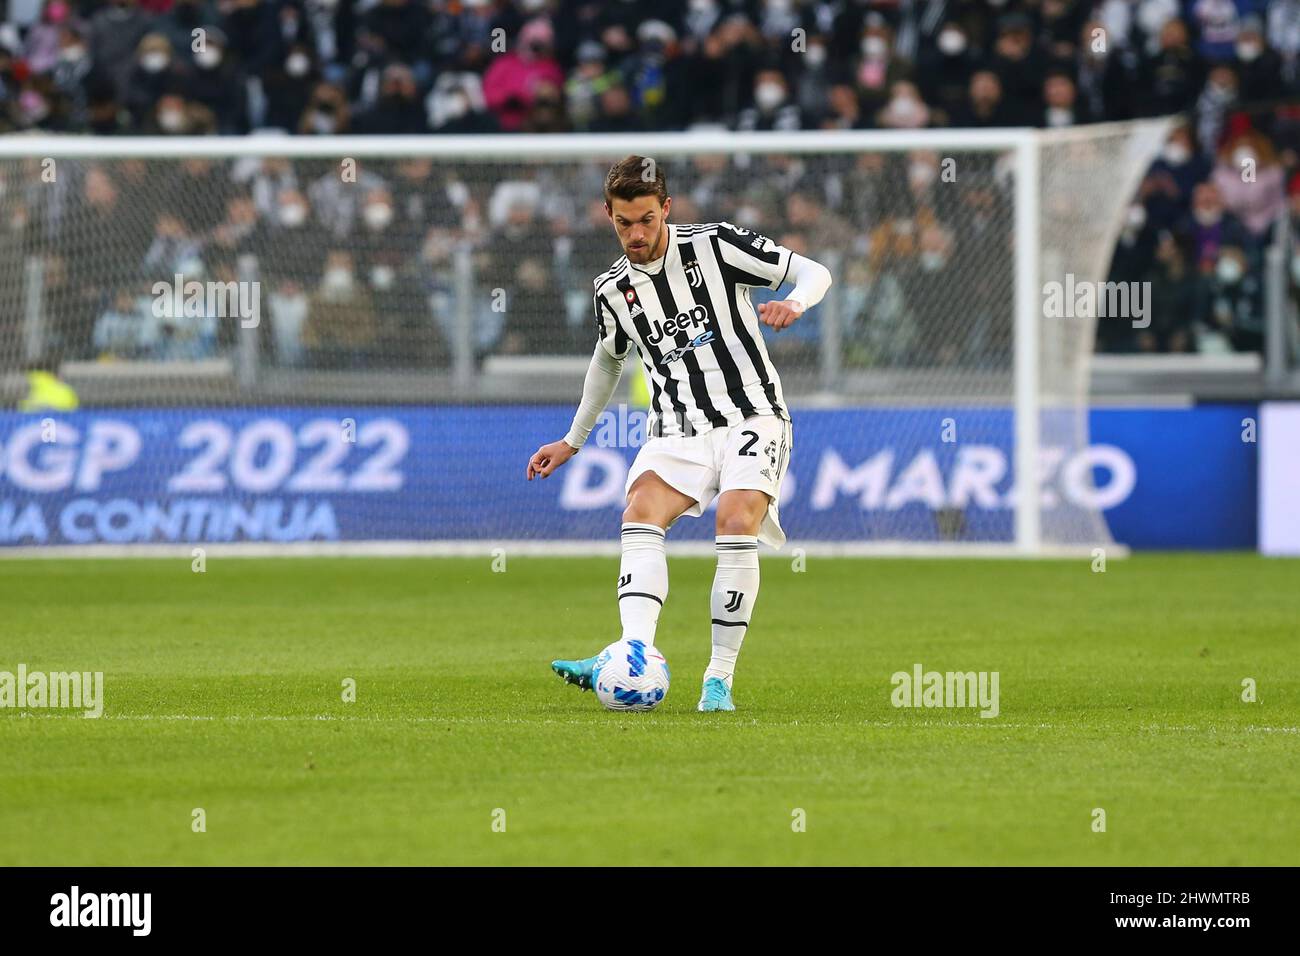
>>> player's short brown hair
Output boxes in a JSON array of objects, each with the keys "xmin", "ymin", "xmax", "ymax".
[{"xmin": 603, "ymin": 155, "xmax": 668, "ymax": 207}]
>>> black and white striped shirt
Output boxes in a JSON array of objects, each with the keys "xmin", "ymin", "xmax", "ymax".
[{"xmin": 592, "ymin": 222, "xmax": 791, "ymax": 438}]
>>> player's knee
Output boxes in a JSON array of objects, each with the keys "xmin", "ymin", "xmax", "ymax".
[
  {"xmin": 623, "ymin": 490, "xmax": 662, "ymax": 526},
  {"xmin": 716, "ymin": 503, "xmax": 763, "ymax": 537}
]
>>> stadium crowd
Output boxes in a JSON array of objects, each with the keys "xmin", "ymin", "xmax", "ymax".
[{"xmin": 0, "ymin": 0, "xmax": 1297, "ymax": 365}]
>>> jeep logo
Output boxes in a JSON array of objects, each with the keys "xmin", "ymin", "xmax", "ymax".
[{"xmin": 646, "ymin": 303, "xmax": 710, "ymax": 346}]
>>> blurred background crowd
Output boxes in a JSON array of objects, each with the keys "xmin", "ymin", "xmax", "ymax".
[{"xmin": 0, "ymin": 0, "xmax": 1297, "ymax": 368}]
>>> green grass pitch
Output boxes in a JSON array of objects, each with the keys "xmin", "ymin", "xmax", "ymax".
[{"xmin": 1, "ymin": 553, "xmax": 1296, "ymax": 866}]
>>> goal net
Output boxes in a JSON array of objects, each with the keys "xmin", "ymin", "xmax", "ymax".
[{"xmin": 0, "ymin": 124, "xmax": 1169, "ymax": 554}]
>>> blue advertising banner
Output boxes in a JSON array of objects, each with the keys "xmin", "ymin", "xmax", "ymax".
[{"xmin": 0, "ymin": 404, "xmax": 1256, "ymax": 549}]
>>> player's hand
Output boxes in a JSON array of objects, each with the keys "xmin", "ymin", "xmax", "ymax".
[
  {"xmin": 757, "ymin": 299, "xmax": 805, "ymax": 331},
  {"xmin": 527, "ymin": 440, "xmax": 577, "ymax": 480}
]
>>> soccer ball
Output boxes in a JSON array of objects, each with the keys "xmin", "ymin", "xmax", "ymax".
[{"xmin": 592, "ymin": 639, "xmax": 670, "ymax": 711}]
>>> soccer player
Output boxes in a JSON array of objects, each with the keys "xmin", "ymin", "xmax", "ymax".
[{"xmin": 526, "ymin": 156, "xmax": 832, "ymax": 712}]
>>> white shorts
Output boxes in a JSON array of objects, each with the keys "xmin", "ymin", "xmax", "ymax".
[{"xmin": 625, "ymin": 414, "xmax": 792, "ymax": 548}]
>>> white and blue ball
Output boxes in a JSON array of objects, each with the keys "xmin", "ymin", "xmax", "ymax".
[{"xmin": 592, "ymin": 639, "xmax": 670, "ymax": 711}]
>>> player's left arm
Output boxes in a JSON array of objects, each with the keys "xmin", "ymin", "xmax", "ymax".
[{"xmin": 757, "ymin": 251, "xmax": 834, "ymax": 331}]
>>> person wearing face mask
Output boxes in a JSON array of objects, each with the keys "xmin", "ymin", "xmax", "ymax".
[
  {"xmin": 917, "ymin": 21, "xmax": 975, "ymax": 121},
  {"xmin": 262, "ymin": 188, "xmax": 326, "ymax": 337},
  {"xmin": 180, "ymin": 28, "xmax": 249, "ymax": 134},
  {"xmin": 1103, "ymin": 200, "xmax": 1159, "ymax": 340},
  {"xmin": 903, "ymin": 224, "xmax": 963, "ymax": 365},
  {"xmin": 794, "ymin": 37, "xmax": 837, "ymax": 121},
  {"xmin": 876, "ymin": 79, "xmax": 934, "ymax": 129},
  {"xmin": 305, "ymin": 250, "xmax": 379, "ymax": 369},
  {"xmin": 123, "ymin": 33, "xmax": 180, "ymax": 125},
  {"xmin": 262, "ymin": 43, "xmax": 317, "ymax": 132},
  {"xmin": 1204, "ymin": 244, "xmax": 1264, "ymax": 351},
  {"xmin": 1188, "ymin": 0, "xmax": 1260, "ymax": 63},
  {"xmin": 1231, "ymin": 16, "xmax": 1282, "ymax": 101},
  {"xmin": 429, "ymin": 76, "xmax": 499, "ymax": 134},
  {"xmin": 1210, "ymin": 130, "xmax": 1287, "ymax": 240},
  {"xmin": 356, "ymin": 188, "xmax": 401, "ymax": 268},
  {"xmin": 23, "ymin": 0, "xmax": 79, "ymax": 75},
  {"xmin": 298, "ymin": 82, "xmax": 350, "ymax": 136},
  {"xmin": 50, "ymin": 27, "xmax": 93, "ymax": 112},
  {"xmin": 143, "ymin": 91, "xmax": 189, "ymax": 135},
  {"xmin": 737, "ymin": 68, "xmax": 803, "ymax": 131},
  {"xmin": 1181, "ymin": 181, "xmax": 1254, "ymax": 275},
  {"xmin": 854, "ymin": 14, "xmax": 910, "ymax": 118}
]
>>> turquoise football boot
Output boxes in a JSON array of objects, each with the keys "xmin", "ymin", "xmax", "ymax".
[
  {"xmin": 551, "ymin": 654, "xmax": 599, "ymax": 691},
  {"xmin": 697, "ymin": 677, "xmax": 735, "ymax": 712}
]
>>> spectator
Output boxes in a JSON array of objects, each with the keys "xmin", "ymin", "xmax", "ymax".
[
  {"xmin": 876, "ymin": 80, "xmax": 935, "ymax": 129},
  {"xmin": 737, "ymin": 68, "xmax": 802, "ymax": 131},
  {"xmin": 820, "ymin": 82, "xmax": 865, "ymax": 130},
  {"xmin": 23, "ymin": 0, "xmax": 78, "ymax": 76},
  {"xmin": 159, "ymin": 0, "xmax": 217, "ymax": 59},
  {"xmin": 1040, "ymin": 70, "xmax": 1092, "ymax": 127},
  {"xmin": 917, "ymin": 21, "xmax": 977, "ymax": 121},
  {"xmin": 853, "ymin": 14, "xmax": 911, "ymax": 121},
  {"xmin": 989, "ymin": 14, "xmax": 1045, "ymax": 119},
  {"xmin": 94, "ymin": 289, "xmax": 156, "ymax": 359},
  {"xmin": 1138, "ymin": 18, "xmax": 1204, "ymax": 116},
  {"xmin": 1146, "ymin": 124, "xmax": 1213, "ymax": 228},
  {"xmin": 1232, "ymin": 15, "xmax": 1283, "ymax": 101},
  {"xmin": 87, "ymin": 0, "xmax": 151, "ymax": 101},
  {"xmin": 1203, "ymin": 243, "xmax": 1265, "ymax": 351},
  {"xmin": 428, "ymin": 73, "xmax": 498, "ymax": 134},
  {"xmin": 353, "ymin": 63, "xmax": 427, "ymax": 134},
  {"xmin": 1181, "ymin": 181, "xmax": 1255, "ymax": 274},
  {"xmin": 954, "ymin": 69, "xmax": 1019, "ymax": 127},
  {"xmin": 298, "ymin": 81, "xmax": 350, "ymax": 135},
  {"xmin": 261, "ymin": 42, "xmax": 318, "ymax": 132},
  {"xmin": 482, "ymin": 17, "xmax": 564, "ymax": 132},
  {"xmin": 1210, "ymin": 130, "xmax": 1288, "ymax": 239},
  {"xmin": 181, "ymin": 27, "xmax": 247, "ymax": 133},
  {"xmin": 221, "ymin": 0, "xmax": 281, "ymax": 77},
  {"xmin": 363, "ymin": 0, "xmax": 430, "ymax": 67},
  {"xmin": 1075, "ymin": 17, "xmax": 1136, "ymax": 121},
  {"xmin": 304, "ymin": 250, "xmax": 378, "ymax": 368},
  {"xmin": 1138, "ymin": 230, "xmax": 1199, "ymax": 353},
  {"xmin": 122, "ymin": 32, "xmax": 185, "ymax": 125},
  {"xmin": 1269, "ymin": 0, "xmax": 1300, "ymax": 89},
  {"xmin": 588, "ymin": 82, "xmax": 640, "ymax": 133}
]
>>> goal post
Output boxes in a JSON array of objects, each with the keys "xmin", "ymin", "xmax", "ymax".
[{"xmin": 0, "ymin": 123, "xmax": 1171, "ymax": 556}]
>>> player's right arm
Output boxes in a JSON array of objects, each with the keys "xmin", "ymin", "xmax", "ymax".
[{"xmin": 526, "ymin": 291, "xmax": 630, "ymax": 481}]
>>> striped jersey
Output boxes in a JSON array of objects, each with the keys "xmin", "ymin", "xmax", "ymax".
[{"xmin": 592, "ymin": 222, "xmax": 792, "ymax": 438}]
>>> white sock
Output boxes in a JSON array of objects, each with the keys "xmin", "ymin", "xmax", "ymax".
[
  {"xmin": 618, "ymin": 523, "xmax": 668, "ymax": 645},
  {"xmin": 705, "ymin": 535, "xmax": 759, "ymax": 687}
]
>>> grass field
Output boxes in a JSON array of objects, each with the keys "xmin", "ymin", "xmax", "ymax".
[{"xmin": 1, "ymin": 553, "xmax": 1296, "ymax": 866}]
